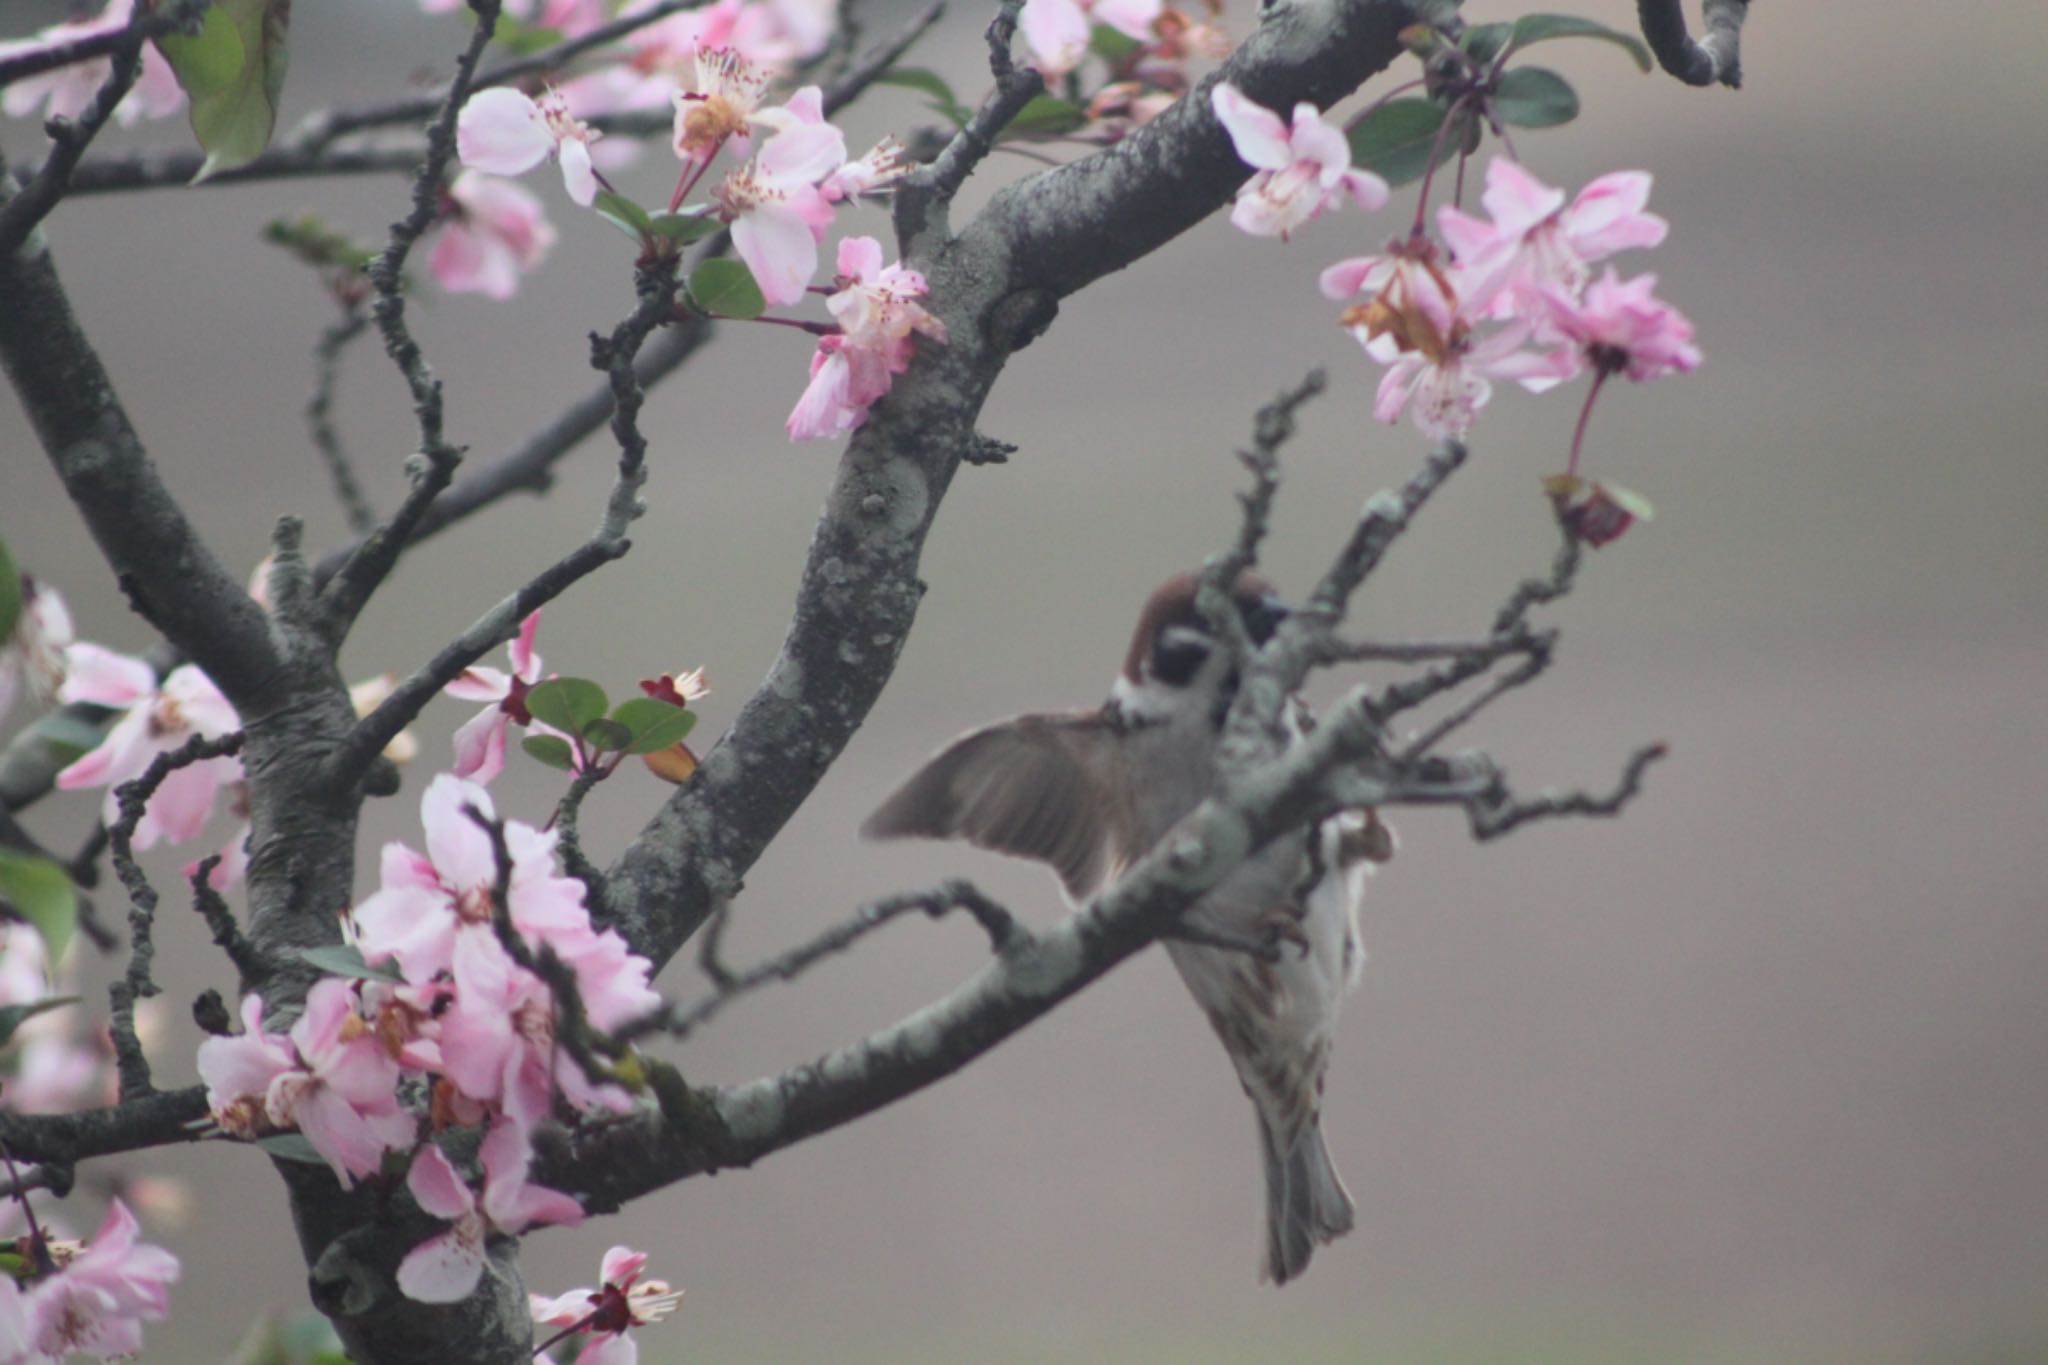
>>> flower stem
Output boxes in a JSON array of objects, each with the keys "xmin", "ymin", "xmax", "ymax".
[{"xmin": 1567, "ymin": 367, "xmax": 1608, "ymax": 478}]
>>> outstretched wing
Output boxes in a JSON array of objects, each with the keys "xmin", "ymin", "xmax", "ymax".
[{"xmin": 861, "ymin": 711, "xmax": 1135, "ymax": 903}]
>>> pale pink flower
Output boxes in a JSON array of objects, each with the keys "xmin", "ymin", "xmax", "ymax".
[
  {"xmin": 825, "ymin": 236, "xmax": 946, "ymax": 353},
  {"xmin": 1019, "ymin": 0, "xmax": 1160, "ymax": 77},
  {"xmin": 787, "ymin": 238, "xmax": 946, "ymax": 441},
  {"xmin": 457, "ymin": 86, "xmax": 601, "ymax": 206},
  {"xmin": 196, "ymin": 983, "xmax": 414, "ymax": 1188},
  {"xmin": 714, "ymin": 107, "xmax": 847, "ymax": 305},
  {"xmin": 398, "ymin": 1120, "xmax": 584, "ymax": 1304},
  {"xmin": 196, "ymin": 992, "xmax": 297, "ymax": 1139},
  {"xmin": 1321, "ymin": 237, "xmax": 1463, "ymax": 363},
  {"xmin": 431, "ymin": 171, "xmax": 558, "ymax": 299},
  {"xmin": 531, "ymin": 1245, "xmax": 684, "ymax": 1365},
  {"xmin": 1, "ymin": 1199, "xmax": 178, "ymax": 1361},
  {"xmin": 0, "ymin": 0, "xmax": 185, "ymax": 128},
  {"xmin": 1438, "ymin": 158, "xmax": 1669, "ymax": 319},
  {"xmin": 821, "ymin": 137, "xmax": 908, "ymax": 203},
  {"xmin": 435, "ymin": 963, "xmax": 636, "ymax": 1128},
  {"xmin": 1210, "ymin": 83, "xmax": 1387, "ymax": 239},
  {"xmin": 1535, "ymin": 268, "xmax": 1702, "ymax": 383},
  {"xmin": 55, "ymin": 649, "xmax": 240, "ymax": 849},
  {"xmin": 444, "ymin": 608, "xmax": 544, "ymax": 785},
  {"xmin": 0, "ymin": 576, "xmax": 71, "ymax": 725},
  {"xmin": 670, "ymin": 47, "xmax": 774, "ymax": 166},
  {"xmin": 1366, "ymin": 318, "xmax": 1572, "ymax": 440},
  {"xmin": 785, "ymin": 336, "xmax": 866, "ymax": 441}
]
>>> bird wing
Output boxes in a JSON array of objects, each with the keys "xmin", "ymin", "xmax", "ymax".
[{"xmin": 861, "ymin": 710, "xmax": 1136, "ymax": 903}]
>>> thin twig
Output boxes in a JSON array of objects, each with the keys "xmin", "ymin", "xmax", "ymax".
[
  {"xmin": 893, "ymin": 0, "xmax": 1044, "ymax": 246},
  {"xmin": 303, "ymin": 0, "xmax": 719, "ymax": 147},
  {"xmin": 464, "ymin": 803, "xmax": 618, "ymax": 1095},
  {"xmin": 1467, "ymin": 741, "xmax": 1669, "ymax": 839},
  {"xmin": 308, "ymin": 310, "xmax": 376, "ymax": 536},
  {"xmin": 187, "ymin": 857, "xmax": 269, "ymax": 985},
  {"xmin": 1304, "ymin": 441, "xmax": 1469, "ymax": 627},
  {"xmin": 105, "ymin": 731, "xmax": 246, "ymax": 1101},
  {"xmin": 318, "ymin": 0, "xmax": 504, "ymax": 646},
  {"xmin": 631, "ymin": 880, "xmax": 1024, "ymax": 1042}
]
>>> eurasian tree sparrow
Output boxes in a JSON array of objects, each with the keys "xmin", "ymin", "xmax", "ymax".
[{"xmin": 864, "ymin": 570, "xmax": 1382, "ymax": 1283}]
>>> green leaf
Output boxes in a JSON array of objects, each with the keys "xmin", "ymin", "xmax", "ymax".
[
  {"xmin": 688, "ymin": 259, "xmax": 766, "ymax": 320},
  {"xmin": 1492, "ymin": 65, "xmax": 1579, "ymax": 127},
  {"xmin": 521, "ymin": 734, "xmax": 576, "ymax": 770},
  {"xmin": 524, "ymin": 677, "xmax": 608, "ymax": 734},
  {"xmin": 225, "ymin": 1311, "xmax": 353, "ymax": 1365},
  {"xmin": 159, "ymin": 0, "xmax": 292, "ymax": 182},
  {"xmin": 872, "ymin": 66, "xmax": 972, "ymax": 126},
  {"xmin": 17, "ymin": 710, "xmax": 105, "ymax": 766},
  {"xmin": 0, "ymin": 536, "xmax": 22, "ymax": 644},
  {"xmin": 256, "ymin": 1133, "xmax": 331, "ymax": 1165},
  {"xmin": 298, "ymin": 944, "xmax": 402, "ymax": 984},
  {"xmin": 1088, "ymin": 22, "xmax": 1143, "ymax": 63},
  {"xmin": 0, "ymin": 996, "xmax": 78, "ymax": 1049},
  {"xmin": 647, "ymin": 208, "xmax": 722, "ymax": 243},
  {"xmin": 579, "ymin": 717, "xmax": 633, "ymax": 753},
  {"xmin": 592, "ymin": 189, "xmax": 655, "ymax": 243},
  {"xmin": 611, "ymin": 697, "xmax": 699, "ymax": 754},
  {"xmin": 1461, "ymin": 20, "xmax": 1512, "ymax": 65},
  {"xmin": 1003, "ymin": 94, "xmax": 1087, "ymax": 136},
  {"xmin": 488, "ymin": 16, "xmax": 565, "ymax": 57},
  {"xmin": 1346, "ymin": 98, "xmax": 1453, "ymax": 186},
  {"xmin": 0, "ymin": 849, "xmax": 76, "ymax": 966},
  {"xmin": 1506, "ymin": 13, "xmax": 1652, "ymax": 71}
]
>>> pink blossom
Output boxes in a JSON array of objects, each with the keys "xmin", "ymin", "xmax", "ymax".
[
  {"xmin": 0, "ymin": 0, "xmax": 184, "ymax": 128},
  {"xmin": 1019, "ymin": 0, "xmax": 1160, "ymax": 78},
  {"xmin": 1536, "ymin": 268, "xmax": 1702, "ymax": 383},
  {"xmin": 349, "ymin": 773, "xmax": 657, "ymax": 1119},
  {"xmin": 786, "ymin": 238, "xmax": 946, "ymax": 442},
  {"xmin": 0, "ymin": 577, "xmax": 72, "ymax": 726},
  {"xmin": 1438, "ymin": 158, "xmax": 1669, "ymax": 319},
  {"xmin": 1210, "ymin": 83, "xmax": 1387, "ymax": 239},
  {"xmin": 444, "ymin": 609, "xmax": 544, "ymax": 785},
  {"xmin": 456, "ymin": 86, "xmax": 602, "ymax": 206},
  {"xmin": 1366, "ymin": 318, "xmax": 1572, "ymax": 441},
  {"xmin": 196, "ymin": 983, "xmax": 414, "ymax": 1188},
  {"xmin": 531, "ymin": 1245, "xmax": 684, "ymax": 1365},
  {"xmin": 272, "ymin": 979, "xmax": 417, "ymax": 1185},
  {"xmin": 0, "ymin": 1199, "xmax": 178, "ymax": 1362},
  {"xmin": 821, "ymin": 137, "xmax": 908, "ymax": 204},
  {"xmin": 55, "ymin": 649, "xmax": 241, "ymax": 850},
  {"xmin": 670, "ymin": 47, "xmax": 774, "ymax": 166},
  {"xmin": 398, "ymin": 1120, "xmax": 585, "ymax": 1304},
  {"xmin": 431, "ymin": 171, "xmax": 558, "ymax": 299},
  {"xmin": 714, "ymin": 108, "xmax": 846, "ymax": 304},
  {"xmin": 1321, "ymin": 237, "xmax": 1463, "ymax": 364}
]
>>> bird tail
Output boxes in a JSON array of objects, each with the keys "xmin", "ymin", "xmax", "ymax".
[{"xmin": 1260, "ymin": 1116, "xmax": 1355, "ymax": 1285}]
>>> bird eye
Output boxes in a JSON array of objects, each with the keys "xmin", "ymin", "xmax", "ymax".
[{"xmin": 1152, "ymin": 629, "xmax": 1210, "ymax": 685}]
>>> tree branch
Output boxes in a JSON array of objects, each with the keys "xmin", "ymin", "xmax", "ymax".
[
  {"xmin": 599, "ymin": 0, "xmax": 1429, "ymax": 973},
  {"xmin": 0, "ymin": 32, "xmax": 143, "ymax": 255},
  {"xmin": 0, "ymin": 1, "xmax": 205, "ymax": 88},
  {"xmin": 1635, "ymin": 0, "xmax": 1749, "ymax": 88},
  {"xmin": 0, "ymin": 204, "xmax": 287, "ymax": 715}
]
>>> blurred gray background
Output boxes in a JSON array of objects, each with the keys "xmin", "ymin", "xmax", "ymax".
[{"xmin": 4, "ymin": 0, "xmax": 2045, "ymax": 1361}]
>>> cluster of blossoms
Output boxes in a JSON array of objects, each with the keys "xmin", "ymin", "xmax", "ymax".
[
  {"xmin": 196, "ymin": 770, "xmax": 662, "ymax": 1303},
  {"xmin": 449, "ymin": 41, "xmax": 944, "ymax": 440},
  {"xmin": 0, "ymin": 1200, "xmax": 178, "ymax": 1364},
  {"xmin": 1212, "ymin": 85, "xmax": 1701, "ymax": 541}
]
